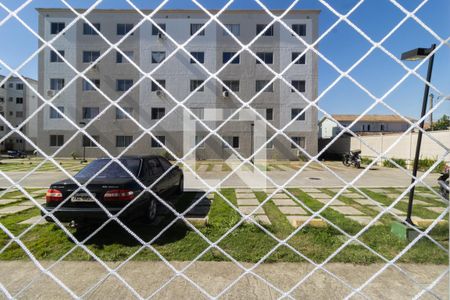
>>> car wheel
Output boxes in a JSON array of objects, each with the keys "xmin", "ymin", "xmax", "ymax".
[
  {"xmin": 177, "ymin": 177, "xmax": 184, "ymax": 194},
  {"xmin": 146, "ymin": 198, "xmax": 158, "ymax": 222},
  {"xmin": 342, "ymin": 156, "xmax": 350, "ymax": 167}
]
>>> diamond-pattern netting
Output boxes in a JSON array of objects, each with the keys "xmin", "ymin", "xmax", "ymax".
[{"xmin": 0, "ymin": 0, "xmax": 448, "ymax": 298}]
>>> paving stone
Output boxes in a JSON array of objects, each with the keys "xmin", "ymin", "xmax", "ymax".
[
  {"xmin": 238, "ymin": 206, "xmax": 265, "ymax": 215},
  {"xmin": 411, "ymin": 217, "xmax": 448, "ymax": 227},
  {"xmin": 301, "ymin": 188, "xmax": 322, "ymax": 193},
  {"xmin": 416, "ymin": 193, "xmax": 438, "ymax": 199},
  {"xmin": 352, "ymin": 198, "xmax": 380, "ymax": 206},
  {"xmin": 237, "ymin": 199, "xmax": 260, "ymax": 206},
  {"xmin": 368, "ymin": 206, "xmax": 406, "ymax": 216},
  {"xmin": 310, "ymin": 193, "xmax": 332, "ymax": 199},
  {"xmin": 330, "ymin": 206, "xmax": 364, "ymax": 215},
  {"xmin": 206, "ymin": 193, "xmax": 215, "ymax": 200},
  {"xmin": 197, "ymin": 165, "xmax": 208, "ymax": 172},
  {"xmin": 278, "ymin": 206, "xmax": 307, "ymax": 215},
  {"xmin": 236, "ymin": 193, "xmax": 256, "ymax": 199},
  {"xmin": 18, "ymin": 215, "xmax": 46, "ymax": 225},
  {"xmin": 182, "ymin": 216, "xmax": 208, "ymax": 227},
  {"xmin": 0, "ymin": 205, "xmax": 34, "ymax": 216},
  {"xmin": 249, "ymin": 215, "xmax": 272, "ymax": 225},
  {"xmin": 346, "ymin": 216, "xmax": 382, "ymax": 226},
  {"xmin": 267, "ymin": 193, "xmax": 290, "ymax": 199},
  {"xmin": 273, "ymin": 199, "xmax": 298, "ymax": 206},
  {"xmin": 212, "ymin": 164, "xmax": 223, "ymax": 172},
  {"xmin": 286, "ymin": 216, "xmax": 327, "ymax": 228},
  {"xmin": 342, "ymin": 194, "xmax": 364, "ymax": 199},
  {"xmin": 426, "ymin": 207, "xmax": 447, "ymax": 214},
  {"xmin": 400, "ymin": 199, "xmax": 428, "ymax": 206},
  {"xmin": 385, "ymin": 193, "xmax": 402, "ymax": 199},
  {"xmin": 276, "ymin": 165, "xmax": 292, "ymax": 171},
  {"xmin": 235, "ymin": 188, "xmax": 252, "ymax": 193},
  {"xmin": 18, "ymin": 199, "xmax": 44, "ymax": 206},
  {"xmin": 316, "ymin": 198, "xmax": 346, "ymax": 206},
  {"xmin": 0, "ymin": 199, "xmax": 21, "ymax": 205}
]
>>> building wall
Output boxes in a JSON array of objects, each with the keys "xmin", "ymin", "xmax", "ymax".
[{"xmin": 37, "ymin": 9, "xmax": 319, "ymax": 160}]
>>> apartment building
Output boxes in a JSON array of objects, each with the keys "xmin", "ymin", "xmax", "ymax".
[
  {"xmin": 0, "ymin": 75, "xmax": 38, "ymax": 152},
  {"xmin": 37, "ymin": 9, "xmax": 319, "ymax": 160}
]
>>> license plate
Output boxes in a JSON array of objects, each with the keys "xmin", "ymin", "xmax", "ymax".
[{"xmin": 72, "ymin": 194, "xmax": 95, "ymax": 203}]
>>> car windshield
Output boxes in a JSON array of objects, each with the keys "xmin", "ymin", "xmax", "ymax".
[{"xmin": 74, "ymin": 158, "xmax": 141, "ymax": 179}]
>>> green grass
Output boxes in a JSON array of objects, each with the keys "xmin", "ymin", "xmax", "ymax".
[
  {"xmin": 0, "ymin": 158, "xmax": 88, "ymax": 173},
  {"xmin": 0, "ymin": 188, "xmax": 447, "ymax": 264}
]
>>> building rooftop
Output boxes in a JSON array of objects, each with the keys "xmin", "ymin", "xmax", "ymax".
[
  {"xmin": 0, "ymin": 74, "xmax": 37, "ymax": 83},
  {"xmin": 329, "ymin": 114, "xmax": 416, "ymax": 123}
]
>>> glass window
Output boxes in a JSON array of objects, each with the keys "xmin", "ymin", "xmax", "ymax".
[
  {"xmin": 117, "ymin": 23, "xmax": 134, "ymax": 35},
  {"xmin": 51, "ymin": 22, "xmax": 65, "ymax": 34},
  {"xmin": 75, "ymin": 158, "xmax": 140, "ymax": 179},
  {"xmin": 223, "ymin": 24, "xmax": 240, "ymax": 36},
  {"xmin": 16, "ymin": 83, "xmax": 24, "ymax": 90},
  {"xmin": 195, "ymin": 135, "xmax": 205, "ymax": 148},
  {"xmin": 50, "ymin": 78, "xmax": 65, "ymax": 91},
  {"xmin": 82, "ymin": 135, "xmax": 99, "ymax": 147},
  {"xmin": 116, "ymin": 107, "xmax": 133, "ymax": 119},
  {"xmin": 50, "ymin": 50, "xmax": 65, "ymax": 62},
  {"xmin": 291, "ymin": 136, "xmax": 305, "ymax": 148},
  {"xmin": 291, "ymin": 52, "xmax": 306, "ymax": 64},
  {"xmin": 292, "ymin": 24, "xmax": 306, "ymax": 36},
  {"xmin": 50, "ymin": 135, "xmax": 64, "ymax": 147},
  {"xmin": 266, "ymin": 108, "xmax": 273, "ymax": 121},
  {"xmin": 291, "ymin": 108, "xmax": 305, "ymax": 121},
  {"xmin": 151, "ymin": 80, "xmax": 166, "ymax": 91},
  {"xmin": 190, "ymin": 23, "xmax": 205, "ymax": 36},
  {"xmin": 151, "ymin": 107, "xmax": 165, "ymax": 120},
  {"xmin": 223, "ymin": 52, "xmax": 239, "ymax": 64},
  {"xmin": 151, "ymin": 136, "xmax": 166, "ymax": 148},
  {"xmin": 82, "ymin": 51, "xmax": 100, "ymax": 63},
  {"xmin": 291, "ymin": 80, "xmax": 306, "ymax": 93},
  {"xmin": 16, "ymin": 111, "xmax": 23, "ymax": 118},
  {"xmin": 82, "ymin": 79, "xmax": 100, "ymax": 91},
  {"xmin": 50, "ymin": 106, "xmax": 64, "ymax": 119},
  {"xmin": 190, "ymin": 108, "xmax": 204, "ymax": 120},
  {"xmin": 190, "ymin": 52, "xmax": 205, "ymax": 64},
  {"xmin": 223, "ymin": 80, "xmax": 239, "ymax": 92},
  {"xmin": 256, "ymin": 52, "xmax": 273, "ymax": 64},
  {"xmin": 116, "ymin": 79, "xmax": 133, "ymax": 91},
  {"xmin": 16, "ymin": 97, "xmax": 23, "ymax": 104},
  {"xmin": 223, "ymin": 136, "xmax": 239, "ymax": 148},
  {"xmin": 158, "ymin": 157, "xmax": 172, "ymax": 170},
  {"xmin": 83, "ymin": 23, "xmax": 100, "ymax": 35},
  {"xmin": 116, "ymin": 136, "xmax": 133, "ymax": 147},
  {"xmin": 151, "ymin": 51, "xmax": 166, "ymax": 63},
  {"xmin": 152, "ymin": 23, "xmax": 166, "ymax": 35},
  {"xmin": 255, "ymin": 80, "xmax": 273, "ymax": 92},
  {"xmin": 256, "ymin": 24, "xmax": 273, "ymax": 36},
  {"xmin": 116, "ymin": 51, "xmax": 134, "ymax": 63},
  {"xmin": 82, "ymin": 107, "xmax": 100, "ymax": 119},
  {"xmin": 190, "ymin": 80, "xmax": 204, "ymax": 92}
]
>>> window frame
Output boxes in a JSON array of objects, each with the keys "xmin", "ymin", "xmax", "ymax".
[
  {"xmin": 50, "ymin": 50, "xmax": 65, "ymax": 63},
  {"xmin": 49, "ymin": 135, "xmax": 64, "ymax": 147},
  {"xmin": 117, "ymin": 23, "xmax": 134, "ymax": 36},
  {"xmin": 82, "ymin": 107, "xmax": 100, "ymax": 120},
  {"xmin": 116, "ymin": 51, "xmax": 134, "ymax": 63},
  {"xmin": 116, "ymin": 79, "xmax": 134, "ymax": 92},
  {"xmin": 291, "ymin": 80, "xmax": 306, "ymax": 93},
  {"xmin": 223, "ymin": 24, "xmax": 240, "ymax": 36},
  {"xmin": 151, "ymin": 107, "xmax": 166, "ymax": 120},
  {"xmin": 255, "ymin": 80, "xmax": 273, "ymax": 93},
  {"xmin": 190, "ymin": 23, "xmax": 205, "ymax": 36},
  {"xmin": 82, "ymin": 51, "xmax": 100, "ymax": 63},
  {"xmin": 151, "ymin": 136, "xmax": 166, "ymax": 148},
  {"xmin": 82, "ymin": 135, "xmax": 99, "ymax": 147},
  {"xmin": 292, "ymin": 24, "xmax": 306, "ymax": 36},
  {"xmin": 291, "ymin": 108, "xmax": 306, "ymax": 121},
  {"xmin": 83, "ymin": 23, "xmax": 101, "ymax": 35},
  {"xmin": 222, "ymin": 52, "xmax": 240, "ymax": 64},
  {"xmin": 116, "ymin": 135, "xmax": 133, "ymax": 147},
  {"xmin": 291, "ymin": 52, "xmax": 306, "ymax": 64},
  {"xmin": 49, "ymin": 106, "xmax": 64, "ymax": 119},
  {"xmin": 256, "ymin": 52, "xmax": 273, "ymax": 64},
  {"xmin": 50, "ymin": 78, "xmax": 65, "ymax": 91},
  {"xmin": 115, "ymin": 107, "xmax": 133, "ymax": 120},
  {"xmin": 50, "ymin": 22, "xmax": 65, "ymax": 35},
  {"xmin": 151, "ymin": 80, "xmax": 166, "ymax": 92},
  {"xmin": 223, "ymin": 80, "xmax": 240, "ymax": 92},
  {"xmin": 151, "ymin": 51, "xmax": 166, "ymax": 64},
  {"xmin": 190, "ymin": 80, "xmax": 205, "ymax": 92},
  {"xmin": 256, "ymin": 24, "xmax": 274, "ymax": 36},
  {"xmin": 82, "ymin": 79, "xmax": 100, "ymax": 91},
  {"xmin": 151, "ymin": 23, "xmax": 166, "ymax": 35},
  {"xmin": 190, "ymin": 51, "xmax": 205, "ymax": 64}
]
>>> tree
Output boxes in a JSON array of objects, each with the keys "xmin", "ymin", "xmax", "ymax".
[{"xmin": 431, "ymin": 114, "xmax": 450, "ymax": 131}]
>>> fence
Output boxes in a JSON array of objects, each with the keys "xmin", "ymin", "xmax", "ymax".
[{"xmin": 0, "ymin": 0, "xmax": 448, "ymax": 298}]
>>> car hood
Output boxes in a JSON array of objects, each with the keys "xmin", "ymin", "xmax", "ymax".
[{"xmin": 51, "ymin": 177, "xmax": 140, "ymax": 188}]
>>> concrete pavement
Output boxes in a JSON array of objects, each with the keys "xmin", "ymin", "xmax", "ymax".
[{"xmin": 0, "ymin": 261, "xmax": 447, "ymax": 299}]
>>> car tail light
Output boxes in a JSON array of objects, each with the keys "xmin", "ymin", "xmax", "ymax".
[
  {"xmin": 46, "ymin": 189, "xmax": 63, "ymax": 203},
  {"xmin": 103, "ymin": 189, "xmax": 134, "ymax": 201}
]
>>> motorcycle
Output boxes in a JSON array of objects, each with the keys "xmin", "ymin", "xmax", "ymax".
[
  {"xmin": 342, "ymin": 149, "xmax": 361, "ymax": 169},
  {"xmin": 437, "ymin": 164, "xmax": 449, "ymax": 201}
]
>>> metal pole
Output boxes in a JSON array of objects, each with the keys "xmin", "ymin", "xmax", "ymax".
[
  {"xmin": 405, "ymin": 44, "xmax": 436, "ymax": 225},
  {"xmin": 429, "ymin": 93, "xmax": 434, "ymax": 130},
  {"xmin": 250, "ymin": 123, "xmax": 254, "ymax": 165}
]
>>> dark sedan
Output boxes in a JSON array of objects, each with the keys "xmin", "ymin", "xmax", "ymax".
[{"xmin": 42, "ymin": 156, "xmax": 183, "ymax": 226}]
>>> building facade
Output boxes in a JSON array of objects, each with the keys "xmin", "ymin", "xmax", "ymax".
[
  {"xmin": 37, "ymin": 9, "xmax": 319, "ymax": 160},
  {"xmin": 0, "ymin": 75, "xmax": 38, "ymax": 152}
]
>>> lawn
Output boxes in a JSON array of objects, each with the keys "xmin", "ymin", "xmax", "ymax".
[
  {"xmin": 0, "ymin": 158, "xmax": 89, "ymax": 173},
  {"xmin": 0, "ymin": 188, "xmax": 447, "ymax": 264}
]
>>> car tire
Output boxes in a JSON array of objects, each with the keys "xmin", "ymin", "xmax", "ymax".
[
  {"xmin": 146, "ymin": 198, "xmax": 158, "ymax": 223},
  {"xmin": 342, "ymin": 156, "xmax": 350, "ymax": 167},
  {"xmin": 177, "ymin": 177, "xmax": 184, "ymax": 194}
]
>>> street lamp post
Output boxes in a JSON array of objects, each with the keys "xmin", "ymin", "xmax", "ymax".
[
  {"xmin": 79, "ymin": 122, "xmax": 87, "ymax": 163},
  {"xmin": 400, "ymin": 44, "xmax": 436, "ymax": 225},
  {"xmin": 250, "ymin": 123, "xmax": 255, "ymax": 165}
]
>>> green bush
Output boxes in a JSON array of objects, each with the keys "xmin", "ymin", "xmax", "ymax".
[
  {"xmin": 361, "ymin": 157, "xmax": 373, "ymax": 165},
  {"xmin": 418, "ymin": 157, "xmax": 446, "ymax": 173},
  {"xmin": 383, "ymin": 158, "xmax": 406, "ymax": 168}
]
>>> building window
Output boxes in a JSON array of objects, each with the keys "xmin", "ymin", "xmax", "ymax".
[
  {"xmin": 190, "ymin": 80, "xmax": 204, "ymax": 92},
  {"xmin": 291, "ymin": 108, "xmax": 305, "ymax": 121},
  {"xmin": 291, "ymin": 80, "xmax": 306, "ymax": 93},
  {"xmin": 151, "ymin": 136, "xmax": 165, "ymax": 148},
  {"xmin": 151, "ymin": 107, "xmax": 166, "ymax": 120},
  {"xmin": 116, "ymin": 107, "xmax": 133, "ymax": 120},
  {"xmin": 82, "ymin": 79, "xmax": 100, "ymax": 91},
  {"xmin": 190, "ymin": 108, "xmax": 204, "ymax": 120},
  {"xmin": 116, "ymin": 79, "xmax": 133, "ymax": 92},
  {"xmin": 8, "ymin": 83, "xmax": 13, "ymax": 88},
  {"xmin": 223, "ymin": 24, "xmax": 240, "ymax": 36},
  {"xmin": 292, "ymin": 24, "xmax": 306, "ymax": 36},
  {"xmin": 265, "ymin": 140, "xmax": 274, "ymax": 149},
  {"xmin": 190, "ymin": 23, "xmax": 205, "ymax": 36},
  {"xmin": 151, "ymin": 80, "xmax": 166, "ymax": 91},
  {"xmin": 50, "ymin": 22, "xmax": 65, "ymax": 34},
  {"xmin": 116, "ymin": 135, "xmax": 133, "ymax": 147},
  {"xmin": 50, "ymin": 50, "xmax": 65, "ymax": 62},
  {"xmin": 256, "ymin": 52, "xmax": 273, "ymax": 64},
  {"xmin": 0, "ymin": 112, "xmax": 4, "ymax": 117},
  {"xmin": 255, "ymin": 80, "xmax": 273, "ymax": 93},
  {"xmin": 8, "ymin": 97, "xmax": 13, "ymax": 102},
  {"xmin": 82, "ymin": 51, "xmax": 100, "ymax": 63},
  {"xmin": 256, "ymin": 24, "xmax": 274, "ymax": 36},
  {"xmin": 0, "ymin": 126, "xmax": 3, "ymax": 131},
  {"xmin": 82, "ymin": 107, "xmax": 99, "ymax": 119},
  {"xmin": 151, "ymin": 51, "xmax": 166, "ymax": 64},
  {"xmin": 380, "ymin": 124, "xmax": 385, "ymax": 131},
  {"xmin": 292, "ymin": 52, "xmax": 306, "ymax": 64},
  {"xmin": 0, "ymin": 97, "xmax": 4, "ymax": 103},
  {"xmin": 16, "ymin": 111, "xmax": 23, "ymax": 118},
  {"xmin": 116, "ymin": 51, "xmax": 134, "ymax": 63},
  {"xmin": 223, "ymin": 80, "xmax": 239, "ymax": 92},
  {"xmin": 82, "ymin": 135, "xmax": 99, "ymax": 147},
  {"xmin": 50, "ymin": 135, "xmax": 64, "ymax": 147},
  {"xmin": 367, "ymin": 124, "xmax": 371, "ymax": 131},
  {"xmin": 16, "ymin": 83, "xmax": 24, "ymax": 90},
  {"xmin": 291, "ymin": 136, "xmax": 305, "ymax": 148},
  {"xmin": 195, "ymin": 135, "xmax": 205, "ymax": 148},
  {"xmin": 266, "ymin": 108, "xmax": 273, "ymax": 121},
  {"xmin": 224, "ymin": 136, "xmax": 239, "ymax": 149},
  {"xmin": 117, "ymin": 23, "xmax": 134, "ymax": 35},
  {"xmin": 152, "ymin": 23, "xmax": 166, "ymax": 35},
  {"xmin": 83, "ymin": 23, "xmax": 100, "ymax": 35},
  {"xmin": 9, "ymin": 111, "xmax": 13, "ymax": 116},
  {"xmin": 50, "ymin": 78, "xmax": 65, "ymax": 91},
  {"xmin": 16, "ymin": 98, "xmax": 23, "ymax": 104},
  {"xmin": 190, "ymin": 52, "xmax": 205, "ymax": 64},
  {"xmin": 223, "ymin": 52, "xmax": 240, "ymax": 64},
  {"xmin": 50, "ymin": 106, "xmax": 64, "ymax": 119}
]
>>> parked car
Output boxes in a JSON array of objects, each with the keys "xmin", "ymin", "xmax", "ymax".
[
  {"xmin": 7, "ymin": 150, "xmax": 27, "ymax": 158},
  {"xmin": 42, "ymin": 156, "xmax": 183, "ymax": 226},
  {"xmin": 438, "ymin": 164, "xmax": 449, "ymax": 201}
]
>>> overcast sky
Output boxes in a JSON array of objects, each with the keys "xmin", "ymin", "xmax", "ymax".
[{"xmin": 0, "ymin": 0, "xmax": 448, "ymax": 119}]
